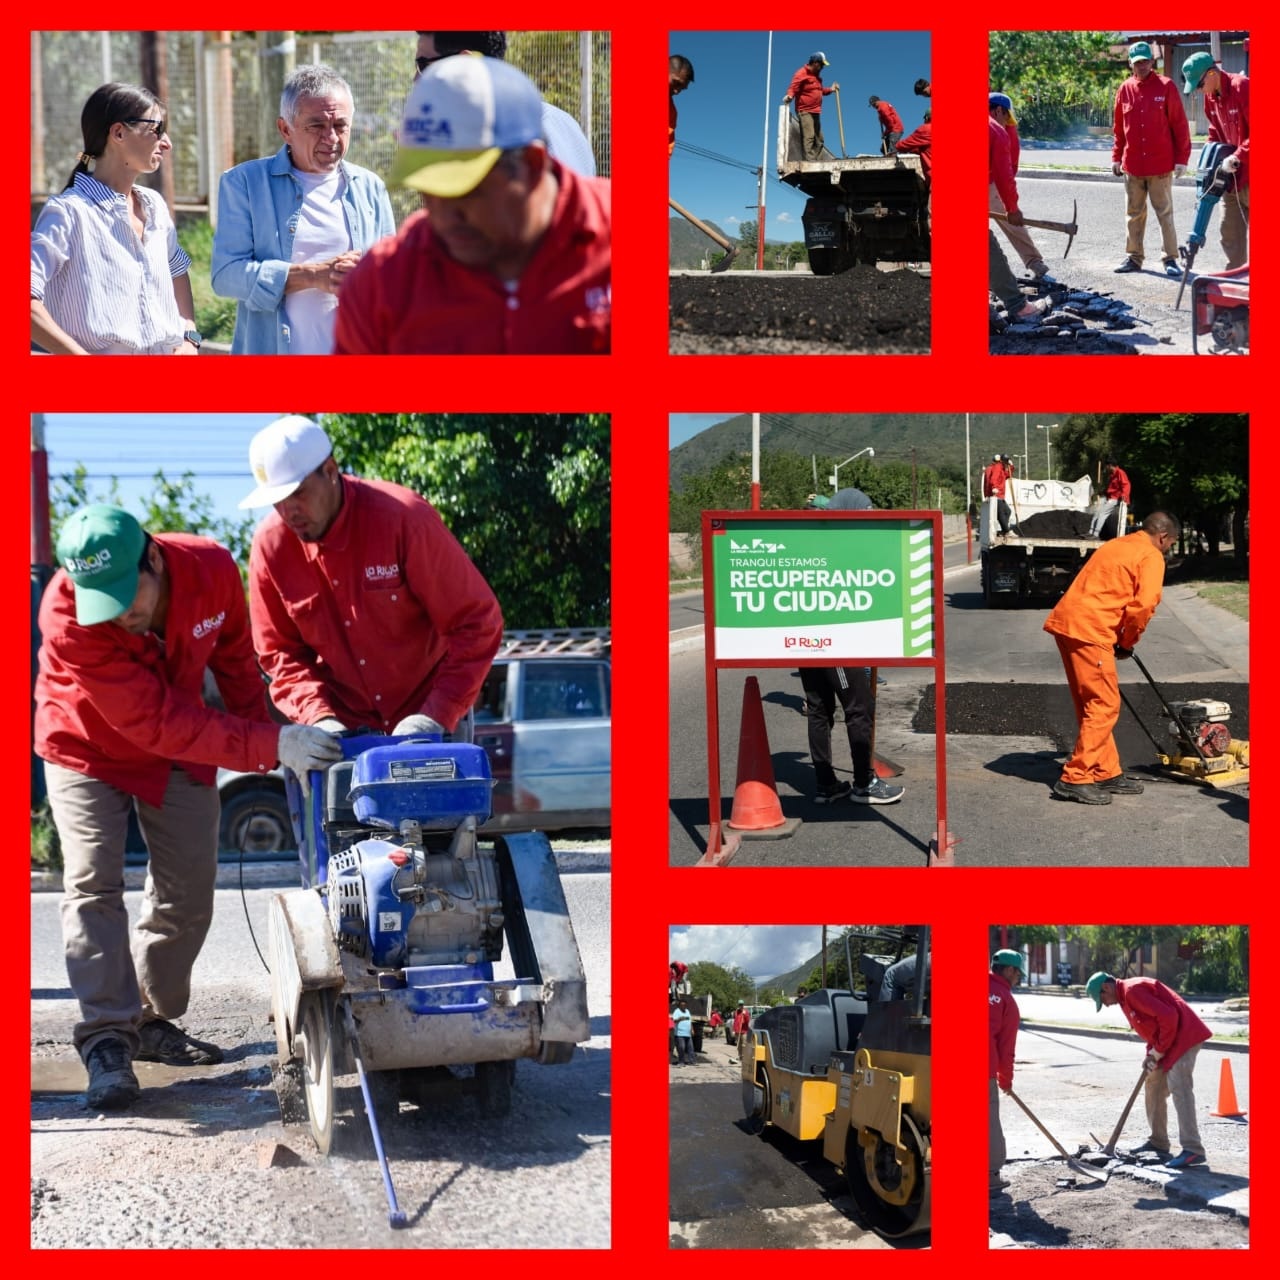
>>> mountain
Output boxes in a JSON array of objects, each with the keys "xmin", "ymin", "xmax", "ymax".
[
  {"xmin": 669, "ymin": 214, "xmax": 737, "ymax": 268},
  {"xmin": 765, "ymin": 929, "xmax": 917, "ymax": 998},
  {"xmin": 669, "ymin": 412, "xmax": 1077, "ymax": 487}
]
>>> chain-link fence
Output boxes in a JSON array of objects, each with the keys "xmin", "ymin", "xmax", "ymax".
[{"xmin": 33, "ymin": 30, "xmax": 610, "ymax": 224}]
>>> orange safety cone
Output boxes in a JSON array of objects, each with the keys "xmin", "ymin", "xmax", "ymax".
[
  {"xmin": 1210, "ymin": 1059, "xmax": 1246, "ymax": 1118},
  {"xmin": 726, "ymin": 677, "xmax": 787, "ymax": 831}
]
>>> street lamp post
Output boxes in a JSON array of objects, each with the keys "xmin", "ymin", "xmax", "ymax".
[
  {"xmin": 1035, "ymin": 423, "xmax": 1060, "ymax": 479},
  {"xmin": 830, "ymin": 447, "xmax": 874, "ymax": 491}
]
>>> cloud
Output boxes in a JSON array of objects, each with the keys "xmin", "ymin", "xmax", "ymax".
[
  {"xmin": 669, "ymin": 924, "xmax": 828, "ymax": 984},
  {"xmin": 724, "ymin": 215, "xmax": 740, "ymax": 224},
  {"xmin": 776, "ymin": 212, "xmax": 795, "ymax": 223}
]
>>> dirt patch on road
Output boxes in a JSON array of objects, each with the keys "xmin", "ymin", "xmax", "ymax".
[{"xmin": 670, "ymin": 268, "xmax": 930, "ymax": 353}]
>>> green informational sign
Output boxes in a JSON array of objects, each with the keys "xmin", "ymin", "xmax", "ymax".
[{"xmin": 710, "ymin": 517, "xmax": 934, "ymax": 661}]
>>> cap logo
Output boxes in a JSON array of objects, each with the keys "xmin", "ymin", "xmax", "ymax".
[
  {"xmin": 403, "ymin": 106, "xmax": 455, "ymax": 148},
  {"xmin": 64, "ymin": 549, "xmax": 112, "ymax": 576},
  {"xmin": 253, "ymin": 463, "xmax": 268, "ymax": 484}
]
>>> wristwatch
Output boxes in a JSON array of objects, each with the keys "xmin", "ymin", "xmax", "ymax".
[{"xmin": 183, "ymin": 329, "xmax": 203, "ymax": 349}]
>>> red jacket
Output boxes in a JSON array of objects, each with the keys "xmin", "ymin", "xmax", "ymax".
[
  {"xmin": 732, "ymin": 1008, "xmax": 750, "ymax": 1034},
  {"xmin": 896, "ymin": 122, "xmax": 932, "ymax": 183},
  {"xmin": 1112, "ymin": 71, "xmax": 1191, "ymax": 177},
  {"xmin": 1116, "ymin": 977, "xmax": 1211, "ymax": 1070},
  {"xmin": 875, "ymin": 100, "xmax": 903, "ymax": 133},
  {"xmin": 1204, "ymin": 72, "xmax": 1249, "ymax": 190},
  {"xmin": 988, "ymin": 116, "xmax": 1019, "ymax": 215},
  {"xmin": 787, "ymin": 67, "xmax": 833, "ymax": 114},
  {"xmin": 1106, "ymin": 465, "xmax": 1131, "ymax": 501},
  {"xmin": 982, "ymin": 462, "xmax": 1008, "ymax": 499},
  {"xmin": 249, "ymin": 476, "xmax": 504, "ymax": 734},
  {"xmin": 35, "ymin": 534, "xmax": 279, "ymax": 807},
  {"xmin": 669, "ymin": 91, "xmax": 678, "ymax": 157},
  {"xmin": 989, "ymin": 971, "xmax": 1020, "ymax": 1087},
  {"xmin": 335, "ymin": 162, "xmax": 611, "ymax": 354}
]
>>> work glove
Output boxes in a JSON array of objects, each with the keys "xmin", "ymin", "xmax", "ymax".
[
  {"xmin": 1222, "ymin": 153, "xmax": 1241, "ymax": 174},
  {"xmin": 1175, "ymin": 164, "xmax": 1187, "ymax": 177},
  {"xmin": 1112, "ymin": 162, "xmax": 1124, "ymax": 177},
  {"xmin": 278, "ymin": 724, "xmax": 343, "ymax": 797},
  {"xmin": 312, "ymin": 716, "xmax": 347, "ymax": 733},
  {"xmin": 1143, "ymin": 1050, "xmax": 1163, "ymax": 1073},
  {"xmin": 393, "ymin": 713, "xmax": 446, "ymax": 738},
  {"xmin": 1114, "ymin": 644, "xmax": 1134, "ymax": 660}
]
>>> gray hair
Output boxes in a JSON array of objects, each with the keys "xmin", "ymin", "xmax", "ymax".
[{"xmin": 279, "ymin": 64, "xmax": 354, "ymax": 123}]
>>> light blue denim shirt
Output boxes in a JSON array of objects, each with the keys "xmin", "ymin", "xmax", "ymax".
[{"xmin": 211, "ymin": 145, "xmax": 396, "ymax": 354}]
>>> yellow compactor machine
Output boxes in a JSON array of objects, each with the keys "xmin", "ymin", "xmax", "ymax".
[{"xmin": 740, "ymin": 927, "xmax": 930, "ymax": 1239}]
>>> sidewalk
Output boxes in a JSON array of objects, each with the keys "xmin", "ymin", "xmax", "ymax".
[
  {"xmin": 1014, "ymin": 986, "xmax": 1249, "ymax": 1045},
  {"xmin": 1017, "ymin": 136, "xmax": 1207, "ymax": 185}
]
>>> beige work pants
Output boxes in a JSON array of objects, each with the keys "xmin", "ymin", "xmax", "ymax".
[
  {"xmin": 1144, "ymin": 1044, "xmax": 1205, "ymax": 1156},
  {"xmin": 45, "ymin": 761, "xmax": 220, "ymax": 1061},
  {"xmin": 989, "ymin": 1078, "xmax": 1007, "ymax": 1181},
  {"xmin": 799, "ymin": 111, "xmax": 825, "ymax": 161},
  {"xmin": 1220, "ymin": 188, "xmax": 1249, "ymax": 270},
  {"xmin": 989, "ymin": 182, "xmax": 1044, "ymax": 268},
  {"xmin": 1124, "ymin": 171, "xmax": 1179, "ymax": 264}
]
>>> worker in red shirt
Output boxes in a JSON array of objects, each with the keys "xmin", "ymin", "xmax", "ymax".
[
  {"xmin": 1112, "ymin": 41, "xmax": 1191, "ymax": 276},
  {"xmin": 241, "ymin": 416, "xmax": 504, "ymax": 743},
  {"xmin": 1087, "ymin": 972, "xmax": 1213, "ymax": 1168},
  {"xmin": 989, "ymin": 106, "xmax": 1048, "ymax": 323},
  {"xmin": 1043, "ymin": 511, "xmax": 1179, "ymax": 804},
  {"xmin": 989, "ymin": 949, "xmax": 1024, "ymax": 1194},
  {"xmin": 35, "ymin": 505, "xmax": 342, "ymax": 1111},
  {"xmin": 868, "ymin": 95, "xmax": 903, "ymax": 154},
  {"xmin": 1183, "ymin": 52, "xmax": 1250, "ymax": 269},
  {"xmin": 732, "ymin": 1002, "xmax": 751, "ymax": 1037},
  {"xmin": 982, "ymin": 453, "xmax": 1016, "ymax": 535},
  {"xmin": 670, "ymin": 54, "xmax": 694, "ymax": 157},
  {"xmin": 895, "ymin": 111, "xmax": 932, "ymax": 232},
  {"xmin": 783, "ymin": 52, "xmax": 839, "ymax": 161},
  {"xmin": 335, "ymin": 56, "xmax": 610, "ymax": 354},
  {"xmin": 989, "ymin": 93, "xmax": 1050, "ymax": 280},
  {"xmin": 1089, "ymin": 456, "xmax": 1132, "ymax": 538}
]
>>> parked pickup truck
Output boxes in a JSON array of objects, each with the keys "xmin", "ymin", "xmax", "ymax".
[{"xmin": 979, "ymin": 474, "xmax": 1125, "ymax": 607}]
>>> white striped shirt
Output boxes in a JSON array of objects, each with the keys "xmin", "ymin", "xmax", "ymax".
[{"xmin": 31, "ymin": 171, "xmax": 192, "ymax": 354}]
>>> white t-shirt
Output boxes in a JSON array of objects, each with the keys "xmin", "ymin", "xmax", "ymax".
[{"xmin": 284, "ymin": 168, "xmax": 351, "ymax": 354}]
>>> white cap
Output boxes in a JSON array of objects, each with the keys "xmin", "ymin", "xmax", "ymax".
[{"xmin": 239, "ymin": 416, "xmax": 333, "ymax": 508}]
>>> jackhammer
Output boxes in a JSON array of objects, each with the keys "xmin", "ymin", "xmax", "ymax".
[{"xmin": 1175, "ymin": 141, "xmax": 1237, "ymax": 309}]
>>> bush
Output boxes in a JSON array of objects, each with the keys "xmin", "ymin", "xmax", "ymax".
[
  {"xmin": 176, "ymin": 215, "xmax": 238, "ymax": 345},
  {"xmin": 31, "ymin": 803, "xmax": 61, "ymax": 872}
]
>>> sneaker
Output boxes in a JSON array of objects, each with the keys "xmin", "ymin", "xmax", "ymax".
[
  {"xmin": 850, "ymin": 777, "xmax": 905, "ymax": 805},
  {"xmin": 136, "ymin": 1018, "xmax": 224, "ymax": 1066},
  {"xmin": 1052, "ymin": 779, "xmax": 1112, "ymax": 805},
  {"xmin": 1114, "ymin": 257, "xmax": 1142, "ymax": 273},
  {"xmin": 1012, "ymin": 298, "xmax": 1050, "ymax": 321},
  {"xmin": 1097, "ymin": 774, "xmax": 1145, "ymax": 794},
  {"xmin": 1163, "ymin": 258, "xmax": 1182, "ymax": 278},
  {"xmin": 814, "ymin": 780, "xmax": 852, "ymax": 805},
  {"xmin": 1166, "ymin": 1149, "xmax": 1206, "ymax": 1169},
  {"xmin": 84, "ymin": 1035, "xmax": 141, "ymax": 1110}
]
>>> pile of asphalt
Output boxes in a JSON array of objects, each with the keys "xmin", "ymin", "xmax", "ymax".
[
  {"xmin": 990, "ymin": 279, "xmax": 1144, "ymax": 355},
  {"xmin": 1016, "ymin": 510, "xmax": 1094, "ymax": 538},
  {"xmin": 670, "ymin": 267, "xmax": 930, "ymax": 353}
]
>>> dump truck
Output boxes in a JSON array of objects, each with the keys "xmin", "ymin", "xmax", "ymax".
[
  {"xmin": 777, "ymin": 107, "xmax": 930, "ymax": 275},
  {"xmin": 979, "ymin": 473, "xmax": 1126, "ymax": 607}
]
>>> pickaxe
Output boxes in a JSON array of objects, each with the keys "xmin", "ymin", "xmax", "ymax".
[
  {"xmin": 669, "ymin": 197, "xmax": 739, "ymax": 272},
  {"xmin": 991, "ymin": 199, "xmax": 1078, "ymax": 258}
]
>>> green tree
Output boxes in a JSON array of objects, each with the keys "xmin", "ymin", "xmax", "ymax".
[
  {"xmin": 317, "ymin": 413, "xmax": 610, "ymax": 627},
  {"xmin": 989, "ymin": 31, "xmax": 1120, "ymax": 138},
  {"xmin": 684, "ymin": 960, "xmax": 755, "ymax": 1012},
  {"xmin": 735, "ymin": 219, "xmax": 758, "ymax": 265}
]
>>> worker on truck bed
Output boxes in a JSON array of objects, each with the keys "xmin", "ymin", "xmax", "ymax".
[
  {"xmin": 240, "ymin": 416, "xmax": 504, "ymax": 745},
  {"xmin": 669, "ymin": 54, "xmax": 694, "ymax": 157},
  {"xmin": 1087, "ymin": 972, "xmax": 1212, "ymax": 1169},
  {"xmin": 982, "ymin": 453, "xmax": 1016, "ymax": 536},
  {"xmin": 1042, "ymin": 510, "xmax": 1180, "ymax": 805},
  {"xmin": 868, "ymin": 95, "xmax": 903, "ymax": 154},
  {"xmin": 989, "ymin": 948, "xmax": 1025, "ymax": 1195},
  {"xmin": 1089, "ymin": 456, "xmax": 1131, "ymax": 538},
  {"xmin": 783, "ymin": 52, "xmax": 839, "ymax": 162},
  {"xmin": 1182, "ymin": 52, "xmax": 1249, "ymax": 270},
  {"xmin": 34, "ymin": 505, "xmax": 342, "ymax": 1111}
]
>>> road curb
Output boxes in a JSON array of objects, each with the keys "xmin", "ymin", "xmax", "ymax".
[
  {"xmin": 1021, "ymin": 1018, "xmax": 1249, "ymax": 1053},
  {"xmin": 1020, "ymin": 168, "xmax": 1198, "ymax": 186}
]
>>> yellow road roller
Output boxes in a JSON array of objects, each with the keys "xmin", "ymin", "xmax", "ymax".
[{"xmin": 740, "ymin": 926, "xmax": 930, "ymax": 1239}]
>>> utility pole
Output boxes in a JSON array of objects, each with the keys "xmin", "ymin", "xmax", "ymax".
[
  {"xmin": 821, "ymin": 924, "xmax": 828, "ymax": 989},
  {"xmin": 1036, "ymin": 422, "xmax": 1060, "ymax": 479},
  {"xmin": 911, "ymin": 447, "xmax": 918, "ymax": 506},
  {"xmin": 751, "ymin": 413, "xmax": 761, "ymax": 509},
  {"xmin": 758, "ymin": 31, "xmax": 773, "ymax": 269},
  {"xmin": 965, "ymin": 412, "xmax": 972, "ymax": 514}
]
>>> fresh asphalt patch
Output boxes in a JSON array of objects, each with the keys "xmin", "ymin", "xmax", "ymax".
[{"xmin": 670, "ymin": 267, "xmax": 930, "ymax": 353}]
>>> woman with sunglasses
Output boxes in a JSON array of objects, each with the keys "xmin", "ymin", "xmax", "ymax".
[{"xmin": 31, "ymin": 83, "xmax": 200, "ymax": 354}]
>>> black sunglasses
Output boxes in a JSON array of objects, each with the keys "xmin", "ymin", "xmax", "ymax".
[
  {"xmin": 124, "ymin": 117, "xmax": 166, "ymax": 138},
  {"xmin": 415, "ymin": 53, "xmax": 454, "ymax": 73}
]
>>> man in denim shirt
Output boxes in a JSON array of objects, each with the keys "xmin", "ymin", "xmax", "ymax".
[{"xmin": 211, "ymin": 64, "xmax": 395, "ymax": 353}]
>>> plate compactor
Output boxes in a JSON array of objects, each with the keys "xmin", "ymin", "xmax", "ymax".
[{"xmin": 267, "ymin": 732, "xmax": 590, "ymax": 1226}]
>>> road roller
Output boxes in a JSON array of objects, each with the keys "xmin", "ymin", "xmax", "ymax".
[{"xmin": 740, "ymin": 926, "xmax": 931, "ymax": 1239}]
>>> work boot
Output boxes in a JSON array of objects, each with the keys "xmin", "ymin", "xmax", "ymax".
[
  {"xmin": 1163, "ymin": 258, "xmax": 1182, "ymax": 278},
  {"xmin": 136, "ymin": 1018, "xmax": 224, "ymax": 1066},
  {"xmin": 1052, "ymin": 779, "xmax": 1112, "ymax": 805},
  {"xmin": 1027, "ymin": 259, "xmax": 1051, "ymax": 279},
  {"xmin": 1097, "ymin": 774, "xmax": 1145, "ymax": 794},
  {"xmin": 850, "ymin": 777, "xmax": 905, "ymax": 806},
  {"xmin": 814, "ymin": 780, "xmax": 852, "ymax": 805},
  {"xmin": 84, "ymin": 1035, "xmax": 141, "ymax": 1110},
  {"xmin": 1114, "ymin": 256, "xmax": 1142, "ymax": 273},
  {"xmin": 1166, "ymin": 1149, "xmax": 1206, "ymax": 1169}
]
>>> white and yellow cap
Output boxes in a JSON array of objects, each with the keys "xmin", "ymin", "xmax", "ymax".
[
  {"xmin": 389, "ymin": 54, "xmax": 544, "ymax": 197},
  {"xmin": 239, "ymin": 416, "xmax": 333, "ymax": 509}
]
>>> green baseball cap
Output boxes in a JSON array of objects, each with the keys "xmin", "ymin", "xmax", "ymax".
[
  {"xmin": 1181, "ymin": 51, "xmax": 1217, "ymax": 94},
  {"xmin": 992, "ymin": 949, "xmax": 1026, "ymax": 972},
  {"xmin": 1127, "ymin": 41, "xmax": 1154, "ymax": 64},
  {"xmin": 1086, "ymin": 971, "xmax": 1115, "ymax": 1010},
  {"xmin": 55, "ymin": 505, "xmax": 146, "ymax": 625}
]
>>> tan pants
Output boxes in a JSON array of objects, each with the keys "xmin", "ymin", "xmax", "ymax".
[
  {"xmin": 1220, "ymin": 188, "xmax": 1249, "ymax": 270},
  {"xmin": 989, "ymin": 1078, "xmax": 1007, "ymax": 1181},
  {"xmin": 799, "ymin": 111, "xmax": 825, "ymax": 161},
  {"xmin": 45, "ymin": 761, "xmax": 220, "ymax": 1061},
  {"xmin": 989, "ymin": 182, "xmax": 1044, "ymax": 268},
  {"xmin": 1144, "ymin": 1044, "xmax": 1204, "ymax": 1156},
  {"xmin": 1124, "ymin": 171, "xmax": 1179, "ymax": 264}
]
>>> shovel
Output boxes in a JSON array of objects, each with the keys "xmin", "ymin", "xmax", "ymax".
[
  {"xmin": 833, "ymin": 86, "xmax": 847, "ymax": 157},
  {"xmin": 669, "ymin": 197, "xmax": 739, "ymax": 272},
  {"xmin": 1007, "ymin": 1089, "xmax": 1110, "ymax": 1183},
  {"xmin": 1090, "ymin": 1064, "xmax": 1150, "ymax": 1156}
]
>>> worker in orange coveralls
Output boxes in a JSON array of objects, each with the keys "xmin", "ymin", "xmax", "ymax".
[
  {"xmin": 1087, "ymin": 972, "xmax": 1213, "ymax": 1169},
  {"xmin": 669, "ymin": 55, "xmax": 694, "ymax": 156},
  {"xmin": 1043, "ymin": 510, "xmax": 1180, "ymax": 805}
]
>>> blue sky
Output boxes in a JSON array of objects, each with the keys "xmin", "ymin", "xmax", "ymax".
[
  {"xmin": 670, "ymin": 925, "xmax": 834, "ymax": 985},
  {"xmin": 669, "ymin": 412, "xmax": 739, "ymax": 448},
  {"xmin": 670, "ymin": 30, "xmax": 931, "ymax": 239}
]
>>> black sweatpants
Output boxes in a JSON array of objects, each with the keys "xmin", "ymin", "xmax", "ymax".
[{"xmin": 799, "ymin": 666, "xmax": 874, "ymax": 788}]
